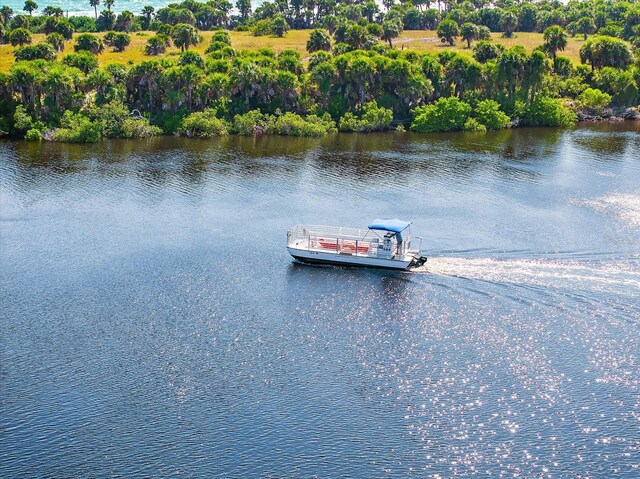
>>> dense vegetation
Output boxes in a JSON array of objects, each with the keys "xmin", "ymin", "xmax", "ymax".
[{"xmin": 0, "ymin": 0, "xmax": 638, "ymax": 141}]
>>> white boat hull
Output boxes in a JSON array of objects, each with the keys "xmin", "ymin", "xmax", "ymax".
[{"xmin": 287, "ymin": 246, "xmax": 414, "ymax": 270}]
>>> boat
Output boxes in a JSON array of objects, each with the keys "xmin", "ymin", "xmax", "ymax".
[{"xmin": 286, "ymin": 219, "xmax": 427, "ymax": 270}]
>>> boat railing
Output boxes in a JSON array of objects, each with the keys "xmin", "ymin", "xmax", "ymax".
[
  {"xmin": 288, "ymin": 225, "xmax": 378, "ymax": 256},
  {"xmin": 413, "ymin": 236, "xmax": 423, "ymax": 253},
  {"xmin": 287, "ymin": 224, "xmax": 368, "ymax": 243}
]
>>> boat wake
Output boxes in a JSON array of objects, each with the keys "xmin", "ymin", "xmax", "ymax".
[
  {"xmin": 577, "ymin": 192, "xmax": 640, "ymax": 228},
  {"xmin": 413, "ymin": 256, "xmax": 640, "ymax": 296}
]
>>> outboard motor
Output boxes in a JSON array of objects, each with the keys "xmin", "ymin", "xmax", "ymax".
[{"xmin": 413, "ymin": 256, "xmax": 428, "ymax": 267}]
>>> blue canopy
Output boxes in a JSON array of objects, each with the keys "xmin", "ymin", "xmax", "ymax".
[{"xmin": 368, "ymin": 219, "xmax": 412, "ymax": 233}]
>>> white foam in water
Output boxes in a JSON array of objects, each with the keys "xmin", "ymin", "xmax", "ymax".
[
  {"xmin": 415, "ymin": 257, "xmax": 640, "ymax": 295},
  {"xmin": 582, "ymin": 192, "xmax": 640, "ymax": 228}
]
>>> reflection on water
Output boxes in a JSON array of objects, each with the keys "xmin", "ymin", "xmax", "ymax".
[{"xmin": 1, "ymin": 123, "xmax": 640, "ymax": 478}]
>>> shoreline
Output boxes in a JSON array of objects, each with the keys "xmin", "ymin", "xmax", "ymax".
[
  {"xmin": 3, "ymin": 118, "xmax": 638, "ymax": 144},
  {"xmin": 575, "ymin": 107, "xmax": 640, "ymax": 122}
]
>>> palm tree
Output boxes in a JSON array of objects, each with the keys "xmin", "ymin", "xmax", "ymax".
[
  {"xmin": 580, "ymin": 36, "xmax": 632, "ymax": 71},
  {"xmin": 271, "ymin": 15, "xmax": 289, "ymax": 38},
  {"xmin": 524, "ymin": 50, "xmax": 548, "ymax": 102},
  {"xmin": 42, "ymin": 65, "xmax": 75, "ymax": 114},
  {"xmin": 171, "ymin": 23, "xmax": 201, "ymax": 52},
  {"xmin": 0, "ymin": 6, "xmax": 13, "ymax": 25},
  {"xmin": 381, "ymin": 19, "xmax": 403, "ymax": 48},
  {"xmin": 460, "ymin": 22, "xmax": 478, "ymax": 48},
  {"xmin": 576, "ymin": 16, "xmax": 595, "ymax": 40},
  {"xmin": 437, "ymin": 19, "xmax": 459, "ymax": 45},
  {"xmin": 235, "ymin": 0, "xmax": 251, "ymax": 21},
  {"xmin": 9, "ymin": 27, "xmax": 32, "ymax": 46},
  {"xmin": 74, "ymin": 33, "xmax": 104, "ymax": 54},
  {"xmin": 104, "ymin": 0, "xmax": 114, "ymax": 12},
  {"xmin": 144, "ymin": 35, "xmax": 169, "ymax": 55},
  {"xmin": 163, "ymin": 64, "xmax": 203, "ymax": 111},
  {"xmin": 141, "ymin": 6, "xmax": 154, "ymax": 29},
  {"xmin": 90, "ymin": 0, "xmax": 100, "ymax": 20},
  {"xmin": 310, "ymin": 61, "xmax": 335, "ymax": 108},
  {"xmin": 45, "ymin": 32, "xmax": 66, "ymax": 52},
  {"xmin": 362, "ymin": 1, "xmax": 378, "ymax": 23},
  {"xmin": 128, "ymin": 60, "xmax": 163, "ymax": 109},
  {"xmin": 306, "ymin": 28, "xmax": 331, "ymax": 53},
  {"xmin": 542, "ymin": 25, "xmax": 567, "ymax": 69},
  {"xmin": 115, "ymin": 10, "xmax": 134, "ymax": 32},
  {"xmin": 445, "ymin": 55, "xmax": 481, "ymax": 96},
  {"xmin": 497, "ymin": 46, "xmax": 527, "ymax": 102},
  {"xmin": 501, "ymin": 11, "xmax": 517, "ymax": 38},
  {"xmin": 10, "ymin": 62, "xmax": 42, "ymax": 111},
  {"xmin": 87, "ymin": 67, "xmax": 115, "ymax": 104},
  {"xmin": 23, "ymin": 0, "xmax": 38, "ymax": 16},
  {"xmin": 42, "ymin": 6, "xmax": 63, "ymax": 16}
]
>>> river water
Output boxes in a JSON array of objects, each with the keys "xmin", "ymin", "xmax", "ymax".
[{"xmin": 1, "ymin": 125, "xmax": 639, "ymax": 477}]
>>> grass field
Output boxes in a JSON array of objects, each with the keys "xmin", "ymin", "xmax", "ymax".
[{"xmin": 0, "ymin": 29, "xmax": 589, "ymax": 72}]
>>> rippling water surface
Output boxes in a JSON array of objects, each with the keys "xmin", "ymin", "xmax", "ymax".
[
  {"xmin": 4, "ymin": 0, "xmax": 175, "ymax": 15},
  {"xmin": 1, "ymin": 125, "xmax": 639, "ymax": 478}
]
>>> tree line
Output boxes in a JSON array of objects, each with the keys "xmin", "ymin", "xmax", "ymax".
[{"xmin": 0, "ymin": 0, "xmax": 638, "ymax": 141}]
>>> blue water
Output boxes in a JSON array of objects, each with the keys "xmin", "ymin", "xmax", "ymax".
[
  {"xmin": 1, "ymin": 125, "xmax": 639, "ymax": 477},
  {"xmin": 2, "ymin": 0, "xmax": 245, "ymax": 15}
]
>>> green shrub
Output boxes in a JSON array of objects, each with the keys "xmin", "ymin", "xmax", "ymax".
[
  {"xmin": 308, "ymin": 51, "xmax": 333, "ymax": 71},
  {"xmin": 54, "ymin": 19, "xmax": 75, "ymax": 39},
  {"xmin": 474, "ymin": 99, "xmax": 511, "ymax": 130},
  {"xmin": 268, "ymin": 112, "xmax": 336, "ymax": 137},
  {"xmin": 252, "ymin": 19, "xmax": 273, "ymax": 37},
  {"xmin": 579, "ymin": 88, "xmax": 611, "ymax": 113},
  {"xmin": 14, "ymin": 43, "xmax": 57, "ymax": 61},
  {"xmin": 598, "ymin": 25, "xmax": 622, "ymax": 38},
  {"xmin": 87, "ymin": 100, "xmax": 161, "ymax": 138},
  {"xmin": 13, "ymin": 105, "xmax": 34, "ymax": 132},
  {"xmin": 74, "ymin": 33, "xmax": 104, "ymax": 54},
  {"xmin": 179, "ymin": 109, "xmax": 229, "ymax": 137},
  {"xmin": 51, "ymin": 111, "xmax": 102, "ymax": 143},
  {"xmin": 207, "ymin": 45, "xmax": 235, "ymax": 59},
  {"xmin": 339, "ymin": 101, "xmax": 393, "ymax": 132},
  {"xmin": 271, "ymin": 15, "xmax": 289, "ymax": 38},
  {"xmin": 62, "ymin": 51, "xmax": 99, "ymax": 73},
  {"xmin": 152, "ymin": 110, "xmax": 187, "ymax": 134},
  {"xmin": 437, "ymin": 19, "xmax": 460, "ymax": 46},
  {"xmin": 68, "ymin": 15, "xmax": 97, "ymax": 33},
  {"xmin": 463, "ymin": 117, "xmax": 487, "ymax": 132},
  {"xmin": 410, "ymin": 97, "xmax": 472, "ymax": 133},
  {"xmin": 25, "ymin": 128, "xmax": 42, "ymax": 141},
  {"xmin": 120, "ymin": 118, "xmax": 162, "ymax": 138},
  {"xmin": 145, "ymin": 34, "xmax": 171, "ymax": 55},
  {"xmin": 8, "ymin": 28, "xmax": 32, "ymax": 47},
  {"xmin": 519, "ymin": 97, "xmax": 577, "ymax": 127},
  {"xmin": 593, "ymin": 67, "xmax": 638, "ymax": 106},
  {"xmin": 211, "ymin": 31, "xmax": 231, "ymax": 45},
  {"xmin": 231, "ymin": 110, "xmax": 270, "ymax": 135},
  {"xmin": 205, "ymin": 40, "xmax": 230, "ymax": 54},
  {"xmin": 103, "ymin": 31, "xmax": 131, "ymax": 52},
  {"xmin": 332, "ymin": 42, "xmax": 350, "ymax": 56},
  {"xmin": 473, "ymin": 41, "xmax": 504, "ymax": 63},
  {"xmin": 45, "ymin": 32, "xmax": 66, "ymax": 52}
]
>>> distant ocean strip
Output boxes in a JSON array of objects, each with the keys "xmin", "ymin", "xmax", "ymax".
[{"xmin": 1, "ymin": 0, "xmax": 265, "ymax": 15}]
